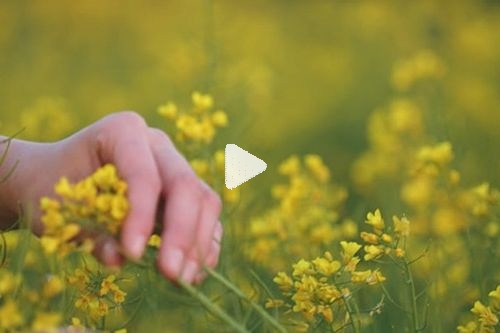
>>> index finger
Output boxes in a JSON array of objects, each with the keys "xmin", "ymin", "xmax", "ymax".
[{"xmin": 91, "ymin": 112, "xmax": 162, "ymax": 260}]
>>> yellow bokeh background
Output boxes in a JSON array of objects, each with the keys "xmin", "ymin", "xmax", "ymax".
[
  {"xmin": 1, "ymin": 0, "xmax": 499, "ymax": 186},
  {"xmin": 1, "ymin": 1, "xmax": 500, "ymax": 332}
]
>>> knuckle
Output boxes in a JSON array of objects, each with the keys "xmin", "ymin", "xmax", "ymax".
[
  {"xmin": 171, "ymin": 175, "xmax": 222, "ymax": 212},
  {"xmin": 106, "ymin": 111, "xmax": 147, "ymax": 130},
  {"xmin": 203, "ymin": 187, "xmax": 222, "ymax": 212},
  {"xmin": 173, "ymin": 172, "xmax": 200, "ymax": 189},
  {"xmin": 148, "ymin": 127, "xmax": 172, "ymax": 145}
]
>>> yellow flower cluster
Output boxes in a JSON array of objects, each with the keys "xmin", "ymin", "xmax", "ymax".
[
  {"xmin": 67, "ymin": 267, "xmax": 127, "ymax": 325},
  {"xmin": 267, "ymin": 238, "xmax": 387, "ymax": 330},
  {"xmin": 39, "ymin": 164, "xmax": 129, "ymax": 257},
  {"xmin": 266, "ymin": 252, "xmax": 345, "ymax": 326},
  {"xmin": 0, "ymin": 269, "xmax": 64, "ymax": 331},
  {"xmin": 351, "ymin": 98, "xmax": 424, "ymax": 192},
  {"xmin": 245, "ymin": 155, "xmax": 352, "ymax": 271},
  {"xmin": 360, "ymin": 209, "xmax": 410, "ymax": 261},
  {"xmin": 157, "ymin": 92, "xmax": 235, "ymax": 207},
  {"xmin": 391, "ymin": 50, "xmax": 446, "ymax": 91},
  {"xmin": 158, "ymin": 91, "xmax": 228, "ymax": 145},
  {"xmin": 458, "ymin": 285, "xmax": 500, "ymax": 333}
]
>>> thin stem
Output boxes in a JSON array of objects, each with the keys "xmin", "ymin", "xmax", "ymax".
[
  {"xmin": 206, "ymin": 267, "xmax": 288, "ymax": 333},
  {"xmin": 403, "ymin": 258, "xmax": 420, "ymax": 332},
  {"xmin": 179, "ymin": 280, "xmax": 248, "ymax": 333},
  {"xmin": 380, "ymin": 283, "xmax": 407, "ymax": 311},
  {"xmin": 342, "ymin": 296, "xmax": 361, "ymax": 333}
]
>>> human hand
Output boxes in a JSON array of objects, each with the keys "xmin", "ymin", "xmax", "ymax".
[{"xmin": 0, "ymin": 111, "xmax": 223, "ymax": 284}]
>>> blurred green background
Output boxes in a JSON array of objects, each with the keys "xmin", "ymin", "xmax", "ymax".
[{"xmin": 1, "ymin": 0, "xmax": 499, "ymax": 189}]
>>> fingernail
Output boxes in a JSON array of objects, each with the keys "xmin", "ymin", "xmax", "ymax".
[
  {"xmin": 181, "ymin": 260, "xmax": 199, "ymax": 284},
  {"xmin": 194, "ymin": 271, "xmax": 208, "ymax": 284},
  {"xmin": 102, "ymin": 241, "xmax": 121, "ymax": 267},
  {"xmin": 213, "ymin": 222, "xmax": 223, "ymax": 243},
  {"xmin": 164, "ymin": 248, "xmax": 184, "ymax": 277},
  {"xmin": 126, "ymin": 234, "xmax": 146, "ymax": 260}
]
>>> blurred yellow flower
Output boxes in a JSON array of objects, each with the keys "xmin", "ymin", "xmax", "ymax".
[
  {"xmin": 364, "ymin": 245, "xmax": 384, "ymax": 261},
  {"xmin": 489, "ymin": 286, "xmax": 500, "ymax": 311},
  {"xmin": 366, "ymin": 209, "xmax": 385, "ymax": 230},
  {"xmin": 471, "ymin": 301, "xmax": 498, "ymax": 326},
  {"xmin": 157, "ymin": 102, "xmax": 178, "ymax": 120},
  {"xmin": 192, "ymin": 91, "xmax": 214, "ymax": 112},
  {"xmin": 147, "ymin": 234, "xmax": 162, "ymax": 248},
  {"xmin": 31, "ymin": 312, "xmax": 62, "ymax": 331},
  {"xmin": 0, "ymin": 299, "xmax": 24, "ymax": 330}
]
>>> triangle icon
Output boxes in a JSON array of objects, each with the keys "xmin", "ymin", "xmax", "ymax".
[{"xmin": 225, "ymin": 144, "xmax": 267, "ymax": 189}]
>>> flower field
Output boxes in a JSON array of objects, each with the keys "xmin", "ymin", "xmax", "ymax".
[{"xmin": 0, "ymin": 1, "xmax": 499, "ymax": 332}]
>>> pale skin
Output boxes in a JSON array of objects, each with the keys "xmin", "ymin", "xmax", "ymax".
[{"xmin": 0, "ymin": 111, "xmax": 223, "ymax": 284}]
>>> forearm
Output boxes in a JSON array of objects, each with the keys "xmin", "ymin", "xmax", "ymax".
[{"xmin": 0, "ymin": 130, "xmax": 100, "ymax": 232}]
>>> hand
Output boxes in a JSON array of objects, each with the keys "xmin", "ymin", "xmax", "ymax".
[{"xmin": 0, "ymin": 111, "xmax": 223, "ymax": 284}]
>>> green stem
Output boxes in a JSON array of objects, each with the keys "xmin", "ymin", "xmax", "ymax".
[
  {"xmin": 205, "ymin": 268, "xmax": 288, "ymax": 333},
  {"xmin": 179, "ymin": 280, "xmax": 248, "ymax": 333},
  {"xmin": 404, "ymin": 259, "xmax": 420, "ymax": 332},
  {"xmin": 343, "ymin": 296, "xmax": 361, "ymax": 333}
]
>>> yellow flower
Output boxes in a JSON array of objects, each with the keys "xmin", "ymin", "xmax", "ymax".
[
  {"xmin": 392, "ymin": 215, "xmax": 410, "ymax": 237},
  {"xmin": 364, "ymin": 245, "xmax": 384, "ymax": 261},
  {"xmin": 148, "ymin": 234, "xmax": 162, "ymax": 248},
  {"xmin": 366, "ymin": 209, "xmax": 385, "ymax": 230},
  {"xmin": 70, "ymin": 317, "xmax": 85, "ymax": 330},
  {"xmin": 31, "ymin": 312, "xmax": 61, "ymax": 331},
  {"xmin": 211, "ymin": 110, "xmax": 228, "ymax": 127},
  {"xmin": 304, "ymin": 154, "xmax": 330, "ymax": 183},
  {"xmin": 192, "ymin": 91, "xmax": 214, "ymax": 111},
  {"xmin": 278, "ymin": 155, "xmax": 301, "ymax": 176},
  {"xmin": 158, "ymin": 102, "xmax": 178, "ymax": 120},
  {"xmin": 312, "ymin": 257, "xmax": 341, "ymax": 276},
  {"xmin": 99, "ymin": 275, "xmax": 118, "ymax": 296},
  {"xmin": 318, "ymin": 306, "xmax": 333, "ymax": 323},
  {"xmin": 381, "ymin": 233, "xmax": 393, "ymax": 243},
  {"xmin": 471, "ymin": 301, "xmax": 498, "ymax": 326},
  {"xmin": 40, "ymin": 164, "xmax": 129, "ymax": 257},
  {"xmin": 0, "ymin": 271, "xmax": 21, "ymax": 295},
  {"xmin": 113, "ymin": 289, "xmax": 127, "ymax": 303},
  {"xmin": 214, "ymin": 150, "xmax": 225, "ymax": 171},
  {"xmin": 292, "ymin": 259, "xmax": 313, "ymax": 277},
  {"xmin": 457, "ymin": 321, "xmax": 477, "ymax": 333},
  {"xmin": 265, "ymin": 299, "xmax": 285, "ymax": 308},
  {"xmin": 394, "ymin": 248, "xmax": 406, "ymax": 257},
  {"xmin": 488, "ymin": 285, "xmax": 500, "ymax": 311},
  {"xmin": 42, "ymin": 275, "xmax": 65, "ymax": 299},
  {"xmin": 360, "ymin": 231, "xmax": 379, "ymax": 244},
  {"xmin": 0, "ymin": 298, "xmax": 24, "ymax": 330},
  {"xmin": 340, "ymin": 241, "xmax": 362, "ymax": 263},
  {"xmin": 351, "ymin": 270, "xmax": 372, "ymax": 284},
  {"xmin": 417, "ymin": 141, "xmax": 454, "ymax": 168},
  {"xmin": 365, "ymin": 270, "xmax": 386, "ymax": 285},
  {"xmin": 273, "ymin": 272, "xmax": 293, "ymax": 292},
  {"xmin": 190, "ymin": 159, "xmax": 210, "ymax": 177}
]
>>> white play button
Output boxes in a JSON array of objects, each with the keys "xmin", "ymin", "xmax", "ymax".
[{"xmin": 225, "ymin": 144, "xmax": 267, "ymax": 189}]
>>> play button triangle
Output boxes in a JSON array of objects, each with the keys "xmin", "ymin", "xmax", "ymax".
[{"xmin": 225, "ymin": 144, "xmax": 267, "ymax": 189}]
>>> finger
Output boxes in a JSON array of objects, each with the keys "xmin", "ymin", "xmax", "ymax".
[
  {"xmin": 93, "ymin": 112, "xmax": 161, "ymax": 260},
  {"xmin": 185, "ymin": 182, "xmax": 221, "ymax": 265},
  {"xmin": 93, "ymin": 237, "xmax": 123, "ymax": 268},
  {"xmin": 159, "ymin": 179, "xmax": 203, "ymax": 283},
  {"xmin": 203, "ymin": 220, "xmax": 223, "ymax": 268},
  {"xmin": 147, "ymin": 129, "xmax": 222, "ymax": 283},
  {"xmin": 194, "ymin": 238, "xmax": 222, "ymax": 284}
]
